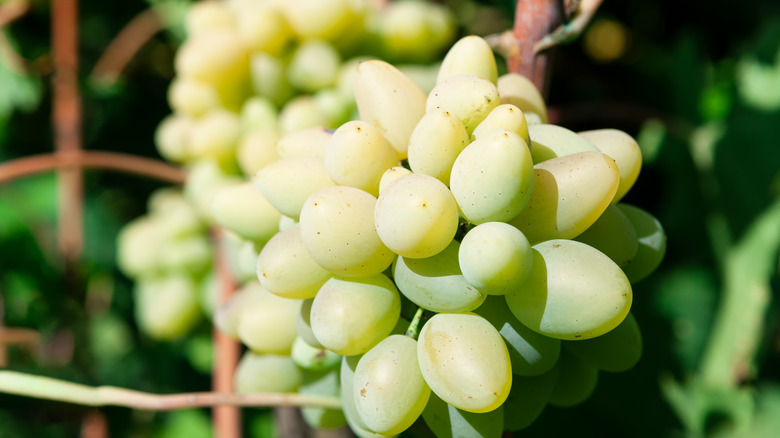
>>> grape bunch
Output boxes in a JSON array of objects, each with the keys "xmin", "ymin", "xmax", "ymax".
[{"xmin": 212, "ymin": 33, "xmax": 667, "ymax": 437}]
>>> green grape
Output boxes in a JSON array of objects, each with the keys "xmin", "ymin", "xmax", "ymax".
[
  {"xmin": 291, "ymin": 336, "xmax": 342, "ymax": 372},
  {"xmin": 220, "ymin": 232, "xmax": 258, "ymax": 284},
  {"xmin": 422, "ymin": 391, "xmax": 504, "ymax": 438},
  {"xmin": 354, "ymin": 60, "xmax": 427, "ymax": 159},
  {"xmin": 239, "ymin": 96, "xmax": 278, "ymax": 133},
  {"xmin": 288, "ymin": 39, "xmax": 342, "ymax": 93},
  {"xmin": 528, "ymin": 124, "xmax": 599, "ymax": 164},
  {"xmin": 397, "ymin": 63, "xmax": 440, "ymax": 94},
  {"xmin": 340, "ymin": 355, "xmax": 390, "ymax": 438},
  {"xmin": 250, "ymin": 52, "xmax": 294, "ymax": 107},
  {"xmin": 157, "ymin": 234, "xmax": 212, "ymax": 275},
  {"xmin": 155, "ymin": 114, "xmax": 193, "ymax": 164},
  {"xmin": 314, "ymin": 87, "xmax": 353, "ymax": 127},
  {"xmin": 505, "ymin": 240, "xmax": 632, "ymax": 341},
  {"xmin": 236, "ymin": 130, "xmax": 280, "ymax": 176},
  {"xmin": 299, "ymin": 186, "xmax": 395, "ymax": 277},
  {"xmin": 471, "ymin": 103, "xmax": 530, "ymax": 146},
  {"xmin": 214, "ymin": 282, "xmax": 256, "ymax": 339},
  {"xmin": 134, "ymin": 273, "xmax": 202, "ymax": 341},
  {"xmin": 393, "ymin": 240, "xmax": 486, "ymax": 313},
  {"xmin": 564, "ymin": 312, "xmax": 642, "ymax": 372},
  {"xmin": 417, "ymin": 313, "xmax": 511, "ymax": 413},
  {"xmin": 234, "ymin": 352, "xmax": 302, "ymax": 394},
  {"xmin": 297, "ymin": 298, "xmax": 323, "ymax": 348},
  {"xmin": 374, "ymin": 173, "xmax": 459, "ymax": 258},
  {"xmin": 167, "ymin": 77, "xmax": 219, "ymax": 119},
  {"xmin": 254, "ymin": 156, "xmax": 336, "ymax": 220},
  {"xmin": 324, "ymin": 120, "xmax": 400, "ymax": 196},
  {"xmin": 508, "ymin": 151, "xmax": 620, "ymax": 243},
  {"xmin": 117, "ymin": 216, "xmax": 166, "ymax": 277},
  {"xmin": 234, "ymin": 2, "xmax": 292, "ymax": 56},
  {"xmin": 407, "ymin": 108, "xmax": 470, "ymax": 186},
  {"xmin": 579, "ymin": 128, "xmax": 642, "ymax": 203},
  {"xmin": 379, "ymin": 0, "xmax": 456, "ymax": 63},
  {"xmin": 617, "ymin": 204, "xmax": 667, "ymax": 283},
  {"xmin": 436, "ymin": 35, "xmax": 497, "ymax": 85},
  {"xmin": 236, "ymin": 281, "xmax": 303, "ymax": 354},
  {"xmin": 475, "ymin": 296, "xmax": 560, "ymax": 376},
  {"xmin": 280, "ymin": 0, "xmax": 363, "ymax": 41},
  {"xmin": 353, "ymin": 335, "xmax": 430, "ymax": 435},
  {"xmin": 184, "ymin": 160, "xmax": 243, "ymax": 222},
  {"xmin": 574, "ymin": 203, "xmax": 639, "ymax": 267},
  {"xmin": 378, "ymin": 166, "xmax": 413, "ymax": 194},
  {"xmin": 257, "ymin": 225, "xmax": 332, "ymax": 299},
  {"xmin": 211, "ymin": 182, "xmax": 281, "ymax": 243},
  {"xmin": 459, "ymin": 222, "xmax": 533, "ymax": 296},
  {"xmin": 450, "ymin": 129, "xmax": 534, "ymax": 224},
  {"xmin": 276, "ymin": 126, "xmax": 332, "ymax": 161},
  {"xmin": 279, "ymin": 95, "xmax": 333, "ymax": 134},
  {"xmin": 502, "ymin": 366, "xmax": 559, "ymax": 431},
  {"xmin": 496, "ymin": 73, "xmax": 548, "ymax": 124},
  {"xmin": 184, "ymin": 1, "xmax": 234, "ymax": 36},
  {"xmin": 299, "ymin": 368, "xmax": 346, "ymax": 429},
  {"xmin": 310, "ymin": 274, "xmax": 401, "ymax": 356},
  {"xmin": 189, "ymin": 108, "xmax": 241, "ymax": 166},
  {"xmin": 426, "ymin": 74, "xmax": 500, "ymax": 135},
  {"xmin": 548, "ymin": 349, "xmax": 599, "ymax": 407}
]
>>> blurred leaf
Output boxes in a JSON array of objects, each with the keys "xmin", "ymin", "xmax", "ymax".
[
  {"xmin": 154, "ymin": 409, "xmax": 212, "ymax": 438},
  {"xmin": 737, "ymin": 46, "xmax": 780, "ymax": 111},
  {"xmin": 147, "ymin": 0, "xmax": 192, "ymax": 42},
  {"xmin": 0, "ymin": 32, "xmax": 43, "ymax": 124},
  {"xmin": 184, "ymin": 333, "xmax": 213, "ymax": 375}
]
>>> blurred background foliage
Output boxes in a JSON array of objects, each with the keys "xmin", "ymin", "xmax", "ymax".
[{"xmin": 0, "ymin": 0, "xmax": 779, "ymax": 437}]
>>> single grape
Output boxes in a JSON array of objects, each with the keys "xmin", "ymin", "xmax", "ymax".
[
  {"xmin": 528, "ymin": 123, "xmax": 599, "ymax": 163},
  {"xmin": 564, "ymin": 312, "xmax": 642, "ymax": 372},
  {"xmin": 502, "ymin": 366, "xmax": 559, "ymax": 431},
  {"xmin": 235, "ymin": 281, "xmax": 303, "ymax": 354},
  {"xmin": 291, "ymin": 336, "xmax": 342, "ymax": 372},
  {"xmin": 234, "ymin": 352, "xmax": 302, "ymax": 394},
  {"xmin": 496, "ymin": 73, "xmax": 548, "ymax": 124},
  {"xmin": 618, "ymin": 203, "xmax": 667, "ymax": 283},
  {"xmin": 579, "ymin": 128, "xmax": 642, "ymax": 203},
  {"xmin": 299, "ymin": 368, "xmax": 346, "ymax": 429},
  {"xmin": 459, "ymin": 222, "xmax": 534, "ymax": 295},
  {"xmin": 422, "ymin": 391, "xmax": 504, "ymax": 438},
  {"xmin": 471, "ymin": 103, "xmax": 530, "ymax": 146},
  {"xmin": 574, "ymin": 203, "xmax": 639, "ymax": 267},
  {"xmin": 340, "ymin": 355, "xmax": 388, "ymax": 438},
  {"xmin": 211, "ymin": 181, "xmax": 281, "ymax": 243},
  {"xmin": 276, "ymin": 126, "xmax": 332, "ymax": 160},
  {"xmin": 436, "ymin": 35, "xmax": 498, "ymax": 85},
  {"xmin": 407, "ymin": 108, "xmax": 470, "ymax": 187},
  {"xmin": 254, "ymin": 156, "xmax": 336, "ymax": 220},
  {"xmin": 426, "ymin": 74, "xmax": 500, "ymax": 134},
  {"xmin": 134, "ymin": 273, "xmax": 202, "ymax": 341},
  {"xmin": 548, "ymin": 349, "xmax": 599, "ymax": 407}
]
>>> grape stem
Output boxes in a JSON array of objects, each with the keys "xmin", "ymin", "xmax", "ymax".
[{"xmin": 404, "ymin": 307, "xmax": 426, "ymax": 340}]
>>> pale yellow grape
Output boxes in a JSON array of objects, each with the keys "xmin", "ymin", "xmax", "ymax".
[
  {"xmin": 314, "ymin": 87, "xmax": 353, "ymax": 127},
  {"xmin": 618, "ymin": 203, "xmax": 667, "ymax": 283},
  {"xmin": 548, "ymin": 349, "xmax": 599, "ymax": 407},
  {"xmin": 503, "ymin": 367, "xmax": 559, "ymax": 431},
  {"xmin": 239, "ymin": 96, "xmax": 278, "ymax": 133},
  {"xmin": 184, "ymin": 160, "xmax": 243, "ymax": 221},
  {"xmin": 250, "ymin": 52, "xmax": 294, "ymax": 107},
  {"xmin": 288, "ymin": 39, "xmax": 341, "ymax": 93},
  {"xmin": 254, "ymin": 157, "xmax": 336, "ymax": 220},
  {"xmin": 436, "ymin": 35, "xmax": 498, "ymax": 85},
  {"xmin": 378, "ymin": 166, "xmax": 412, "ymax": 194},
  {"xmin": 354, "ymin": 335, "xmax": 430, "ymax": 435},
  {"xmin": 508, "ymin": 151, "xmax": 620, "ymax": 243},
  {"xmin": 157, "ymin": 234, "xmax": 212, "ymax": 275},
  {"xmin": 393, "ymin": 240, "xmax": 485, "ymax": 313},
  {"xmin": 407, "ymin": 108, "xmax": 469, "ymax": 186},
  {"xmin": 221, "ymin": 235, "xmax": 259, "ymax": 285},
  {"xmin": 236, "ymin": 281, "xmax": 303, "ymax": 354},
  {"xmin": 417, "ymin": 313, "xmax": 512, "ymax": 413},
  {"xmin": 496, "ymin": 73, "xmax": 548, "ymax": 123},
  {"xmin": 234, "ymin": 352, "xmax": 302, "ymax": 394},
  {"xmin": 279, "ymin": 96, "xmax": 332, "ymax": 134},
  {"xmin": 574, "ymin": 203, "xmax": 639, "ymax": 267},
  {"xmin": 189, "ymin": 109, "xmax": 241, "ymax": 165},
  {"xmin": 423, "ymin": 392, "xmax": 505, "ymax": 438},
  {"xmin": 324, "ymin": 120, "xmax": 399, "ymax": 196},
  {"xmin": 117, "ymin": 216, "xmax": 166, "ymax": 277},
  {"xmin": 279, "ymin": 0, "xmax": 362, "ymax": 41},
  {"xmin": 459, "ymin": 222, "xmax": 533, "ymax": 295},
  {"xmin": 354, "ymin": 60, "xmax": 427, "ymax": 158},
  {"xmin": 299, "ymin": 186, "xmax": 395, "ymax": 276},
  {"xmin": 300, "ymin": 369, "xmax": 346, "ymax": 429},
  {"xmin": 375, "ymin": 173, "xmax": 459, "ymax": 258},
  {"xmin": 167, "ymin": 77, "xmax": 219, "ymax": 118},
  {"xmin": 564, "ymin": 312, "xmax": 642, "ymax": 372},
  {"xmin": 379, "ymin": 0, "xmax": 456, "ymax": 63},
  {"xmin": 475, "ymin": 296, "xmax": 560, "ymax": 376},
  {"xmin": 278, "ymin": 215, "xmax": 297, "ymax": 231},
  {"xmin": 214, "ymin": 283, "xmax": 256, "ymax": 339},
  {"xmin": 529, "ymin": 123, "xmax": 599, "ymax": 163},
  {"xmin": 234, "ymin": 2, "xmax": 292, "ymax": 56},
  {"xmin": 134, "ymin": 274, "xmax": 202, "ymax": 341},
  {"xmin": 297, "ymin": 298, "xmax": 323, "ymax": 348},
  {"xmin": 579, "ymin": 128, "xmax": 642, "ymax": 203},
  {"xmin": 397, "ymin": 63, "xmax": 440, "ymax": 94},
  {"xmin": 211, "ymin": 182, "xmax": 281, "ymax": 243},
  {"xmin": 340, "ymin": 355, "xmax": 389, "ymax": 438},
  {"xmin": 505, "ymin": 239, "xmax": 632, "ymax": 340},
  {"xmin": 471, "ymin": 103, "xmax": 530, "ymax": 146},
  {"xmin": 276, "ymin": 126, "xmax": 332, "ymax": 160},
  {"xmin": 146, "ymin": 190, "xmax": 205, "ymax": 236},
  {"xmin": 185, "ymin": 1, "xmax": 234, "ymax": 36},
  {"xmin": 310, "ymin": 274, "xmax": 400, "ymax": 356},
  {"xmin": 236, "ymin": 130, "xmax": 280, "ymax": 176},
  {"xmin": 427, "ymin": 74, "xmax": 500, "ymax": 135},
  {"xmin": 256, "ymin": 225, "xmax": 332, "ymax": 299},
  {"xmin": 155, "ymin": 114, "xmax": 193, "ymax": 164},
  {"xmin": 450, "ymin": 129, "xmax": 534, "ymax": 224},
  {"xmin": 335, "ymin": 56, "xmax": 368, "ymax": 101},
  {"xmin": 291, "ymin": 336, "xmax": 342, "ymax": 371}
]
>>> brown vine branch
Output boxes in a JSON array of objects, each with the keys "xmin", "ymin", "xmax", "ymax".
[
  {"xmin": 0, "ymin": 151, "xmax": 186, "ymax": 185},
  {"xmin": 90, "ymin": 8, "xmax": 165, "ymax": 85},
  {"xmin": 0, "ymin": 0, "xmax": 29, "ymax": 29},
  {"xmin": 508, "ymin": 0, "xmax": 563, "ymax": 96}
]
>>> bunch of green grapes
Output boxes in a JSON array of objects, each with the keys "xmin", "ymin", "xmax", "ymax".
[
  {"xmin": 117, "ymin": 0, "xmax": 457, "ymax": 342},
  {"xmin": 212, "ymin": 33, "xmax": 667, "ymax": 437}
]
